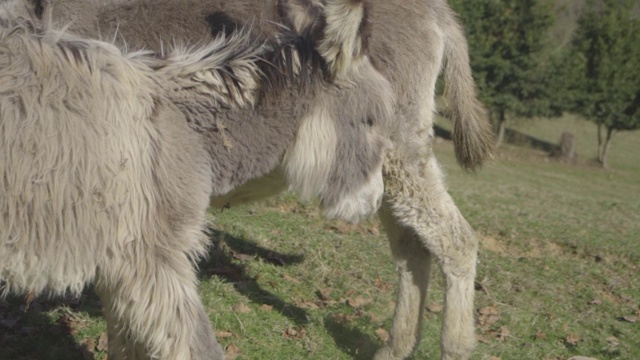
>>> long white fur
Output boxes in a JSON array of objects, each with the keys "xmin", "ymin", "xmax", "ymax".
[
  {"xmin": 282, "ymin": 103, "xmax": 338, "ymax": 200},
  {"xmin": 152, "ymin": 32, "xmax": 265, "ymax": 108}
]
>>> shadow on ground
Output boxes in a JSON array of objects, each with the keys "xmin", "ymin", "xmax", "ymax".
[
  {"xmin": 199, "ymin": 228, "xmax": 309, "ymax": 325},
  {"xmin": 1, "ymin": 228, "xmax": 376, "ymax": 358},
  {"xmin": 324, "ymin": 316, "xmax": 380, "ymax": 360},
  {"xmin": 0, "ymin": 290, "xmax": 102, "ymax": 360}
]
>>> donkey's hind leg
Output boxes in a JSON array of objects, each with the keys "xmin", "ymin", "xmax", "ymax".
[
  {"xmin": 375, "ymin": 155, "xmax": 478, "ymax": 360},
  {"xmin": 373, "ymin": 205, "xmax": 433, "ymax": 360},
  {"xmin": 95, "ymin": 246, "xmax": 224, "ymax": 360}
]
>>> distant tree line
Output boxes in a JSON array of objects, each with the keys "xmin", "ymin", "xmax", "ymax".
[{"xmin": 449, "ymin": 0, "xmax": 640, "ymax": 168}]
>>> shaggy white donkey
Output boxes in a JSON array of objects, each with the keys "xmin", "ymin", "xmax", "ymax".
[{"xmin": 0, "ymin": 1, "xmax": 393, "ymax": 358}]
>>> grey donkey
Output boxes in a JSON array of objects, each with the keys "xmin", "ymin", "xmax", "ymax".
[
  {"xmin": 0, "ymin": 2, "xmax": 394, "ymax": 359},
  {"xmin": 35, "ymin": 0, "xmax": 495, "ymax": 359}
]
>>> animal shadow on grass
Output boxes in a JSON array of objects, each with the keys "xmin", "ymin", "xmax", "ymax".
[
  {"xmin": 0, "ymin": 289, "xmax": 103, "ymax": 360},
  {"xmin": 199, "ymin": 228, "xmax": 309, "ymax": 325},
  {"xmin": 323, "ymin": 316, "xmax": 380, "ymax": 360}
]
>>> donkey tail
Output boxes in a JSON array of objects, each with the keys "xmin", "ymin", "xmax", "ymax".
[{"xmin": 441, "ymin": 9, "xmax": 494, "ymax": 171}]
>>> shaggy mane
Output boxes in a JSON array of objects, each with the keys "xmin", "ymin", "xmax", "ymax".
[{"xmin": 1, "ymin": 15, "xmax": 327, "ymax": 110}]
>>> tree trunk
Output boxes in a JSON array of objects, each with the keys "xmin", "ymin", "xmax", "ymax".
[
  {"xmin": 495, "ymin": 109, "xmax": 507, "ymax": 148},
  {"xmin": 600, "ymin": 126, "xmax": 614, "ymax": 169},
  {"xmin": 596, "ymin": 123, "xmax": 603, "ymax": 162},
  {"xmin": 555, "ymin": 131, "xmax": 577, "ymax": 164}
]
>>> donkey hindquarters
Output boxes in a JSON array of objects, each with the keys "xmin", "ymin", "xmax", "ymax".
[{"xmin": 0, "ymin": 22, "xmax": 238, "ymax": 359}]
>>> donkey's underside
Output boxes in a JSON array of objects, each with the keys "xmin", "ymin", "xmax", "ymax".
[{"xmin": 39, "ymin": 0, "xmax": 494, "ymax": 359}]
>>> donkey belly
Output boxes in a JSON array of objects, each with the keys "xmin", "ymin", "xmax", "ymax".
[{"xmin": 209, "ymin": 167, "xmax": 287, "ymax": 209}]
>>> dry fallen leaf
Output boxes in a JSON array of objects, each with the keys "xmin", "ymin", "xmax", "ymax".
[
  {"xmin": 477, "ymin": 306, "xmax": 500, "ymax": 328},
  {"xmin": 534, "ymin": 331, "xmax": 546, "ymax": 340},
  {"xmin": 427, "ymin": 303, "xmax": 443, "ymax": 313},
  {"xmin": 232, "ymin": 252, "xmax": 256, "ymax": 262},
  {"xmin": 317, "ymin": 288, "xmax": 333, "ymax": 301},
  {"xmin": 80, "ymin": 338, "xmax": 95, "ymax": 360},
  {"xmin": 474, "ymin": 280, "xmax": 490, "ymax": 295},
  {"xmin": 374, "ymin": 278, "xmax": 392, "ymax": 292},
  {"xmin": 619, "ymin": 315, "xmax": 638, "ymax": 323},
  {"xmin": 258, "ymin": 304, "xmax": 273, "ymax": 311},
  {"xmin": 282, "ymin": 326, "xmax": 306, "ymax": 339},
  {"xmin": 58, "ymin": 313, "xmax": 87, "ymax": 335},
  {"xmin": 375, "ymin": 328, "xmax": 389, "ymax": 343},
  {"xmin": 326, "ymin": 220, "xmax": 356, "ymax": 234},
  {"xmin": 296, "ymin": 300, "xmax": 320, "ymax": 310},
  {"xmin": 347, "ymin": 296, "xmax": 373, "ymax": 309},
  {"xmin": 330, "ymin": 313, "xmax": 355, "ymax": 324},
  {"xmin": 368, "ymin": 226, "xmax": 380, "ymax": 236},
  {"xmin": 496, "ymin": 326, "xmax": 510, "ymax": 341},
  {"xmin": 225, "ymin": 343, "xmax": 241, "ymax": 360},
  {"xmin": 283, "ymin": 274, "xmax": 301, "ymax": 284},
  {"xmin": 232, "ymin": 303, "xmax": 251, "ymax": 314},
  {"xmin": 96, "ymin": 332, "xmax": 108, "ymax": 352},
  {"xmin": 215, "ymin": 331, "xmax": 235, "ymax": 338},
  {"xmin": 606, "ymin": 336, "xmax": 620, "ymax": 348},
  {"xmin": 565, "ymin": 333, "xmax": 580, "ymax": 346},
  {"xmin": 477, "ymin": 335, "xmax": 491, "ymax": 344}
]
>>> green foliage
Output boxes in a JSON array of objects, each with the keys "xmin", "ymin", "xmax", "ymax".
[
  {"xmin": 570, "ymin": 0, "xmax": 640, "ymax": 132},
  {"xmin": 450, "ymin": 0, "xmax": 558, "ymax": 119}
]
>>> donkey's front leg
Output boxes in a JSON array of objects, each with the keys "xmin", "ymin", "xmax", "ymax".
[{"xmin": 373, "ymin": 204, "xmax": 432, "ymax": 360}]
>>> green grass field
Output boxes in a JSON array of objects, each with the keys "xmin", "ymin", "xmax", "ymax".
[{"xmin": 1, "ymin": 116, "xmax": 638, "ymax": 360}]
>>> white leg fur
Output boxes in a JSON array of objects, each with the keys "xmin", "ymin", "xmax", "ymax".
[
  {"xmin": 375, "ymin": 155, "xmax": 477, "ymax": 360},
  {"xmin": 374, "ymin": 204, "xmax": 432, "ymax": 360}
]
